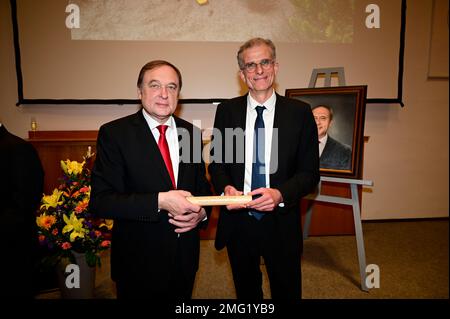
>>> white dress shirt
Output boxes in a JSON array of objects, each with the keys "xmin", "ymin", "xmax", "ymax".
[
  {"xmin": 318, "ymin": 134, "xmax": 328, "ymax": 157},
  {"xmin": 142, "ymin": 109, "xmax": 207, "ymax": 224},
  {"xmin": 142, "ymin": 109, "xmax": 180, "ymax": 186},
  {"xmin": 243, "ymin": 91, "xmax": 276, "ymax": 195}
]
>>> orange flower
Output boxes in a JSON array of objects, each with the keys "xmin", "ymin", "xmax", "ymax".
[
  {"xmin": 100, "ymin": 240, "xmax": 111, "ymax": 248},
  {"xmin": 71, "ymin": 191, "xmax": 80, "ymax": 198},
  {"xmin": 36, "ymin": 214, "xmax": 57, "ymax": 230},
  {"xmin": 52, "ymin": 228, "xmax": 58, "ymax": 236},
  {"xmin": 38, "ymin": 235, "xmax": 45, "ymax": 242},
  {"xmin": 61, "ymin": 242, "xmax": 72, "ymax": 250},
  {"xmin": 79, "ymin": 186, "xmax": 90, "ymax": 193},
  {"xmin": 74, "ymin": 198, "xmax": 89, "ymax": 214}
]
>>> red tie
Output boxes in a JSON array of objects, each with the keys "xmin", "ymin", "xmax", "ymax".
[{"xmin": 157, "ymin": 125, "xmax": 176, "ymax": 189}]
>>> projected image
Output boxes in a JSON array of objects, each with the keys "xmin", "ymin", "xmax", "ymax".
[
  {"xmin": 71, "ymin": 0, "xmax": 354, "ymax": 43},
  {"xmin": 14, "ymin": 0, "xmax": 402, "ymax": 101}
]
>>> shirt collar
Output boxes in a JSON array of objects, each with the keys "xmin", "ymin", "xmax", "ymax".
[
  {"xmin": 247, "ymin": 90, "xmax": 276, "ymax": 113},
  {"xmin": 319, "ymin": 134, "xmax": 328, "ymax": 144},
  {"xmin": 142, "ymin": 108, "xmax": 174, "ymax": 131}
]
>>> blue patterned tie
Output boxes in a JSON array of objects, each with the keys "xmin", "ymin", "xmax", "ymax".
[{"xmin": 250, "ymin": 106, "xmax": 266, "ymax": 220}]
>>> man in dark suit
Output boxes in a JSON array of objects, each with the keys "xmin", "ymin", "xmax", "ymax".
[
  {"xmin": 89, "ymin": 60, "xmax": 211, "ymax": 299},
  {"xmin": 312, "ymin": 105, "xmax": 352, "ymax": 170},
  {"xmin": 0, "ymin": 123, "xmax": 44, "ymax": 297},
  {"xmin": 208, "ymin": 38, "xmax": 320, "ymax": 299}
]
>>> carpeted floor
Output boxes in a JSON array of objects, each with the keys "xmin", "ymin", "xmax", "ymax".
[{"xmin": 36, "ymin": 219, "xmax": 448, "ymax": 299}]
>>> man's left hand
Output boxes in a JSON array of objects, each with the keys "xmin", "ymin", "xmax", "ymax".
[
  {"xmin": 246, "ymin": 188, "xmax": 283, "ymax": 212},
  {"xmin": 168, "ymin": 208, "xmax": 207, "ymax": 233}
]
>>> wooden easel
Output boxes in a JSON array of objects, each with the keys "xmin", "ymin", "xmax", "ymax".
[{"xmin": 304, "ymin": 67, "xmax": 374, "ymax": 291}]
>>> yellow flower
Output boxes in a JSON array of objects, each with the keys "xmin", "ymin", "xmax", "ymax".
[
  {"xmin": 62, "ymin": 213, "xmax": 88, "ymax": 242},
  {"xmin": 100, "ymin": 219, "xmax": 114, "ymax": 230},
  {"xmin": 40, "ymin": 189, "xmax": 64, "ymax": 209},
  {"xmin": 61, "ymin": 160, "xmax": 85, "ymax": 176},
  {"xmin": 36, "ymin": 214, "xmax": 57, "ymax": 230}
]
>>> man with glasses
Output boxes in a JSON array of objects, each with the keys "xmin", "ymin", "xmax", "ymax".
[
  {"xmin": 209, "ymin": 38, "xmax": 320, "ymax": 299},
  {"xmin": 312, "ymin": 105, "xmax": 352, "ymax": 170},
  {"xmin": 90, "ymin": 60, "xmax": 211, "ymax": 299}
]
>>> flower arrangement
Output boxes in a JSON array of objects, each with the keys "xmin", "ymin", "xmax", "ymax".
[{"xmin": 36, "ymin": 152, "xmax": 112, "ymax": 268}]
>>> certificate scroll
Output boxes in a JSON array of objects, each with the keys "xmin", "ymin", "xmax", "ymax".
[{"xmin": 186, "ymin": 195, "xmax": 252, "ymax": 206}]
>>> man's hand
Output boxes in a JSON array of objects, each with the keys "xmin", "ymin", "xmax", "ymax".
[
  {"xmin": 224, "ymin": 185, "xmax": 246, "ymax": 211},
  {"xmin": 169, "ymin": 208, "xmax": 207, "ymax": 233},
  {"xmin": 246, "ymin": 187, "xmax": 283, "ymax": 212},
  {"xmin": 158, "ymin": 190, "xmax": 202, "ymax": 217}
]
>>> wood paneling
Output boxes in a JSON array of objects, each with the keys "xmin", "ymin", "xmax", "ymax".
[
  {"xmin": 28, "ymin": 131, "xmax": 97, "ymax": 194},
  {"xmin": 300, "ymin": 182, "xmax": 362, "ymax": 236},
  {"xmin": 28, "ymin": 130, "xmax": 98, "ymax": 140}
]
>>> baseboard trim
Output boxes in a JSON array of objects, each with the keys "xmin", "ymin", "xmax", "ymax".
[{"xmin": 362, "ymin": 216, "xmax": 449, "ymax": 223}]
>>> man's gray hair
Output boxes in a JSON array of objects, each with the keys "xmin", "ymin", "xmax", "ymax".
[{"xmin": 237, "ymin": 38, "xmax": 276, "ymax": 70}]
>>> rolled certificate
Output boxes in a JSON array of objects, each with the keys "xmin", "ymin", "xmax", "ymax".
[{"xmin": 186, "ymin": 195, "xmax": 252, "ymax": 206}]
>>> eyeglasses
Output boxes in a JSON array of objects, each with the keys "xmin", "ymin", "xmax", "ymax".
[
  {"xmin": 147, "ymin": 81, "xmax": 178, "ymax": 93},
  {"xmin": 242, "ymin": 59, "xmax": 275, "ymax": 72}
]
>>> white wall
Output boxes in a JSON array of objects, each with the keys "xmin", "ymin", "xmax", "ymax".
[{"xmin": 361, "ymin": 0, "xmax": 448, "ymax": 219}]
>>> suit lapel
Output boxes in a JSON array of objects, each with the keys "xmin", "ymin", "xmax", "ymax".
[
  {"xmin": 0, "ymin": 125, "xmax": 7, "ymax": 139},
  {"xmin": 235, "ymin": 95, "xmax": 248, "ymax": 131},
  {"xmin": 230, "ymin": 96, "xmax": 248, "ymax": 189},
  {"xmin": 174, "ymin": 117, "xmax": 188, "ymax": 189},
  {"xmin": 176, "ymin": 115, "xmax": 206, "ymax": 191},
  {"xmin": 132, "ymin": 111, "xmax": 174, "ymax": 190},
  {"xmin": 270, "ymin": 94, "xmax": 286, "ymax": 186}
]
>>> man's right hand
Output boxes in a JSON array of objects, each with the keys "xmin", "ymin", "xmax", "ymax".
[
  {"xmin": 224, "ymin": 185, "xmax": 246, "ymax": 211},
  {"xmin": 158, "ymin": 190, "xmax": 202, "ymax": 217}
]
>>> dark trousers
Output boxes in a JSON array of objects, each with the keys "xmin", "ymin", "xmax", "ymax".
[
  {"xmin": 116, "ymin": 239, "xmax": 196, "ymax": 299},
  {"xmin": 226, "ymin": 213, "xmax": 302, "ymax": 299}
]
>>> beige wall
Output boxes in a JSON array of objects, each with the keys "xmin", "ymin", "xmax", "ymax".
[{"xmin": 1, "ymin": 0, "xmax": 448, "ymax": 220}]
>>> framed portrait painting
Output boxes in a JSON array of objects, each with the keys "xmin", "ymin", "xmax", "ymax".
[{"xmin": 285, "ymin": 85, "xmax": 367, "ymax": 179}]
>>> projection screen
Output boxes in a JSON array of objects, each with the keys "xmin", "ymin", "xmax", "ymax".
[{"xmin": 11, "ymin": 0, "xmax": 405, "ymax": 105}]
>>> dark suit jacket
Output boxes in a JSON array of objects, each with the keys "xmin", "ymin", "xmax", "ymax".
[
  {"xmin": 0, "ymin": 125, "xmax": 44, "ymax": 297},
  {"xmin": 208, "ymin": 93, "xmax": 320, "ymax": 258},
  {"xmin": 320, "ymin": 136, "xmax": 352, "ymax": 170},
  {"xmin": 89, "ymin": 110, "xmax": 211, "ymax": 291}
]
